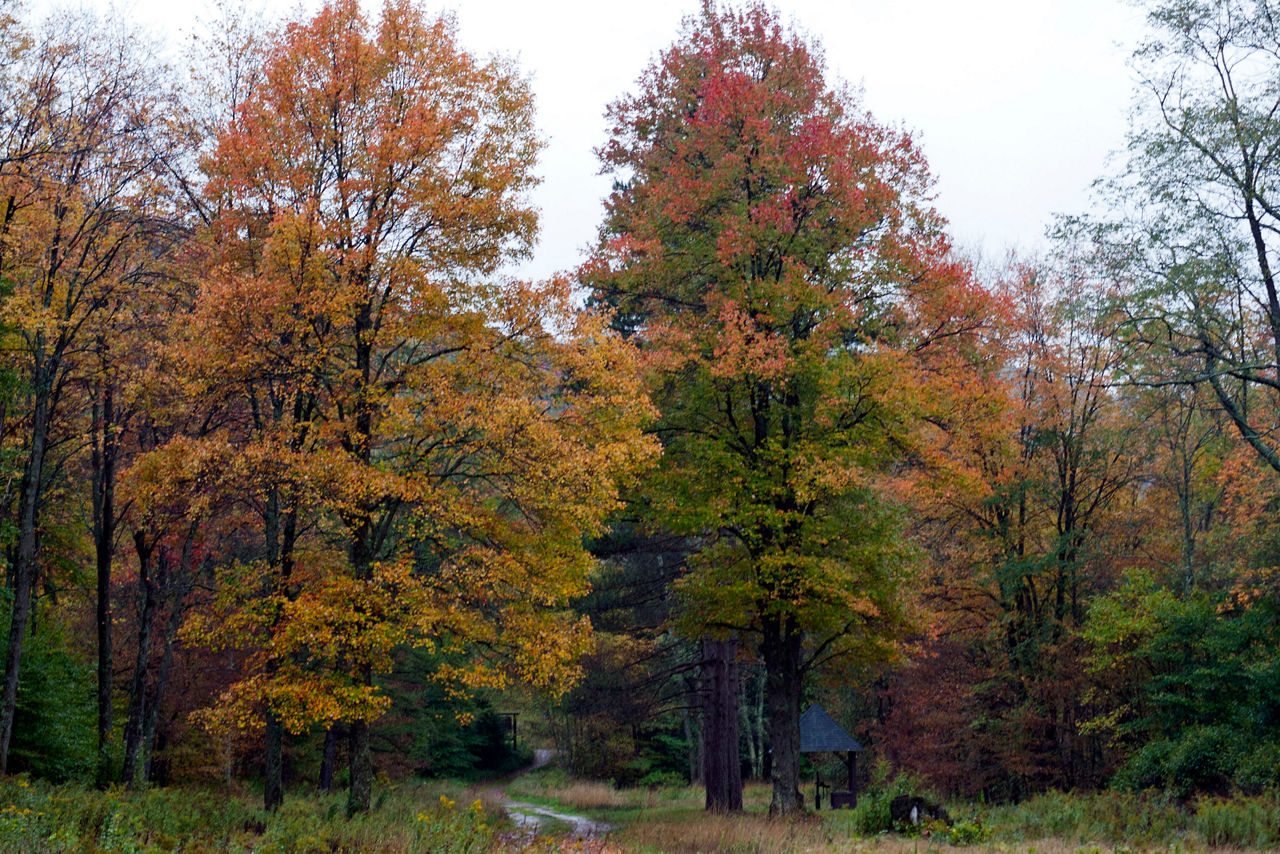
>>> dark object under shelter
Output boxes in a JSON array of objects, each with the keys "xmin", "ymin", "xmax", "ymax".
[{"xmin": 799, "ymin": 704, "xmax": 863, "ymax": 809}]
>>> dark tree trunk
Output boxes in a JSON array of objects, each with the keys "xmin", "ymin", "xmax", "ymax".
[
  {"xmin": 141, "ymin": 567, "xmax": 187, "ymax": 785},
  {"xmin": 347, "ymin": 716, "xmax": 371, "ymax": 817},
  {"xmin": 344, "ymin": 310, "xmax": 377, "ymax": 817},
  {"xmin": 261, "ymin": 481, "xmax": 291, "ymax": 812},
  {"xmin": 683, "ymin": 668, "xmax": 702, "ymax": 784},
  {"xmin": 264, "ymin": 711, "xmax": 284, "ymax": 810},
  {"xmin": 0, "ymin": 382, "xmax": 50, "ymax": 772},
  {"xmin": 702, "ymin": 637, "xmax": 742, "ymax": 812},
  {"xmin": 122, "ymin": 533, "xmax": 158, "ymax": 788},
  {"xmin": 319, "ymin": 724, "xmax": 340, "ymax": 792},
  {"xmin": 682, "ymin": 704, "xmax": 699, "ymax": 784},
  {"xmin": 746, "ymin": 667, "xmax": 766, "ymax": 779},
  {"xmin": 343, "ymin": 496, "xmax": 375, "ymax": 816},
  {"xmin": 762, "ymin": 614, "xmax": 804, "ymax": 816},
  {"xmin": 91, "ymin": 378, "xmax": 118, "ymax": 786}
]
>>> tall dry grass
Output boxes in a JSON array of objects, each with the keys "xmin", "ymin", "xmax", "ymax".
[
  {"xmin": 613, "ymin": 815, "xmax": 1257, "ymax": 854},
  {"xmin": 504, "ymin": 771, "xmax": 773, "ymax": 815},
  {"xmin": 501, "ymin": 771, "xmax": 1280, "ymax": 853}
]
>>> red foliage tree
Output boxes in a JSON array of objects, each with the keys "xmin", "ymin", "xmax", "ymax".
[{"xmin": 588, "ymin": 1, "xmax": 990, "ymax": 814}]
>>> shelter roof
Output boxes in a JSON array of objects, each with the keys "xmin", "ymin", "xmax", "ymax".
[{"xmin": 799, "ymin": 704, "xmax": 863, "ymax": 754}]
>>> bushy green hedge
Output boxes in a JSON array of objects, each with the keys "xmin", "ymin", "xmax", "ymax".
[{"xmin": 1112, "ymin": 727, "xmax": 1280, "ymax": 797}]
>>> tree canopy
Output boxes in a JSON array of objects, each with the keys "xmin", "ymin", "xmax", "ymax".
[{"xmin": 586, "ymin": 0, "xmax": 993, "ymax": 814}]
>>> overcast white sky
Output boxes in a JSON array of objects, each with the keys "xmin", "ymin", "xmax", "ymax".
[{"xmin": 77, "ymin": 0, "xmax": 1149, "ymax": 279}]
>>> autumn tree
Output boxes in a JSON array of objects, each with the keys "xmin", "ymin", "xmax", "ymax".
[
  {"xmin": 587, "ymin": 1, "xmax": 987, "ymax": 814},
  {"xmin": 1098, "ymin": 0, "xmax": 1280, "ymax": 478},
  {"xmin": 890, "ymin": 261, "xmax": 1145, "ymax": 794},
  {"xmin": 0, "ymin": 11, "xmax": 180, "ymax": 774},
  {"xmin": 182, "ymin": 0, "xmax": 654, "ymax": 813}
]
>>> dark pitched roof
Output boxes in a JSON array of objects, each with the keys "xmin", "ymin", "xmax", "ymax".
[{"xmin": 799, "ymin": 704, "xmax": 863, "ymax": 754}]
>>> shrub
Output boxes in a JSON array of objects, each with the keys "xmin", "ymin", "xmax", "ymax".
[
  {"xmin": 1193, "ymin": 795, "xmax": 1280, "ymax": 848},
  {"xmin": 1113, "ymin": 726, "xmax": 1245, "ymax": 798},
  {"xmin": 985, "ymin": 789, "xmax": 1187, "ymax": 846},
  {"xmin": 946, "ymin": 817, "xmax": 991, "ymax": 846},
  {"xmin": 845, "ymin": 762, "xmax": 936, "ymax": 835},
  {"xmin": 4, "ymin": 608, "xmax": 94, "ymax": 784},
  {"xmin": 408, "ymin": 795, "xmax": 491, "ymax": 854},
  {"xmin": 0, "ymin": 775, "xmax": 493, "ymax": 853}
]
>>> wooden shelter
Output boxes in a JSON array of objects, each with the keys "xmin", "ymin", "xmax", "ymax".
[{"xmin": 799, "ymin": 704, "xmax": 863, "ymax": 809}]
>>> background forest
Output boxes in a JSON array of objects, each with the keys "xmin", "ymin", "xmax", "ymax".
[{"xmin": 3, "ymin": 0, "xmax": 1280, "ymax": 831}]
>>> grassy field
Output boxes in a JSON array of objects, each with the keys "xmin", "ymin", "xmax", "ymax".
[
  {"xmin": 4, "ymin": 769, "xmax": 1280, "ymax": 852},
  {"xmin": 506, "ymin": 769, "xmax": 1280, "ymax": 853}
]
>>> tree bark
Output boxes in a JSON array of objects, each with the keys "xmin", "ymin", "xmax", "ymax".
[
  {"xmin": 92, "ymin": 377, "xmax": 118, "ymax": 787},
  {"xmin": 682, "ymin": 666, "xmax": 702, "ymax": 784},
  {"xmin": 702, "ymin": 637, "xmax": 742, "ymax": 811},
  {"xmin": 141, "ymin": 565, "xmax": 188, "ymax": 785},
  {"xmin": 319, "ymin": 724, "xmax": 339, "ymax": 792},
  {"xmin": 762, "ymin": 615, "xmax": 804, "ymax": 816},
  {"xmin": 121, "ymin": 533, "xmax": 157, "ymax": 788},
  {"xmin": 264, "ymin": 711, "xmax": 284, "ymax": 810},
  {"xmin": 347, "ymin": 716, "xmax": 371, "ymax": 817},
  {"xmin": 261, "ymin": 477, "xmax": 298, "ymax": 812},
  {"xmin": 0, "ymin": 382, "xmax": 50, "ymax": 772},
  {"xmin": 345, "ymin": 317, "xmax": 376, "ymax": 816}
]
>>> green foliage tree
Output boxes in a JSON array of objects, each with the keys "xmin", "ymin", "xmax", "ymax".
[
  {"xmin": 1084, "ymin": 568, "xmax": 1280, "ymax": 795},
  {"xmin": 1102, "ymin": 0, "xmax": 1280, "ymax": 475}
]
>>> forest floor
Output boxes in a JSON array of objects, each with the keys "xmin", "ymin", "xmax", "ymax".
[{"xmin": 2, "ymin": 770, "xmax": 1278, "ymax": 852}]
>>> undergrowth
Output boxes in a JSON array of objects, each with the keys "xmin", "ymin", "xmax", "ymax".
[
  {"xmin": 511, "ymin": 765, "xmax": 1280, "ymax": 852},
  {"xmin": 0, "ymin": 774, "xmax": 495, "ymax": 853},
  {"xmin": 986, "ymin": 788, "xmax": 1280, "ymax": 849},
  {"xmin": 10, "ymin": 767, "xmax": 1280, "ymax": 852}
]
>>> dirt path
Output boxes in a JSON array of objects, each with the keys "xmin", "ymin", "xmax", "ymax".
[
  {"xmin": 502, "ymin": 799, "xmax": 614, "ymax": 838},
  {"xmin": 473, "ymin": 749, "xmax": 618, "ymax": 850}
]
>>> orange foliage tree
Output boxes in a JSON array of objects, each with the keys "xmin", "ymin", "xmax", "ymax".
[
  {"xmin": 0, "ymin": 11, "xmax": 182, "ymax": 775},
  {"xmin": 160, "ymin": 0, "xmax": 655, "ymax": 813},
  {"xmin": 888, "ymin": 261, "xmax": 1150, "ymax": 795}
]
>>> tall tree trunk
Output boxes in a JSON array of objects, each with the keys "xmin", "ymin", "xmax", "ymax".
[
  {"xmin": 347, "ymin": 716, "xmax": 371, "ymax": 817},
  {"xmin": 738, "ymin": 666, "xmax": 766, "ymax": 780},
  {"xmin": 319, "ymin": 725, "xmax": 339, "ymax": 792},
  {"xmin": 345, "ymin": 514, "xmax": 375, "ymax": 815},
  {"xmin": 264, "ymin": 711, "xmax": 284, "ymax": 810},
  {"xmin": 141, "ymin": 570, "xmax": 187, "ymax": 784},
  {"xmin": 747, "ymin": 665, "xmax": 757, "ymax": 783},
  {"xmin": 737, "ymin": 703, "xmax": 755, "ymax": 780},
  {"xmin": 682, "ymin": 703, "xmax": 699, "ymax": 784},
  {"xmin": 683, "ymin": 668, "xmax": 702, "ymax": 784},
  {"xmin": 92, "ymin": 377, "xmax": 118, "ymax": 786},
  {"xmin": 762, "ymin": 615, "xmax": 804, "ymax": 816},
  {"xmin": 262, "ymin": 478, "xmax": 297, "ymax": 811},
  {"xmin": 345, "ymin": 321, "xmax": 376, "ymax": 816},
  {"xmin": 702, "ymin": 637, "xmax": 742, "ymax": 812},
  {"xmin": 1, "ymin": 382, "xmax": 51, "ymax": 773},
  {"xmin": 121, "ymin": 533, "xmax": 157, "ymax": 788}
]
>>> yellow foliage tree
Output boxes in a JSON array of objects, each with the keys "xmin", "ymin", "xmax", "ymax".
[{"xmin": 164, "ymin": 0, "xmax": 656, "ymax": 813}]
